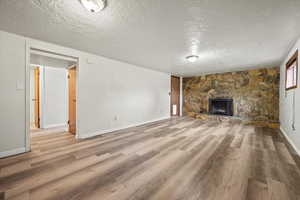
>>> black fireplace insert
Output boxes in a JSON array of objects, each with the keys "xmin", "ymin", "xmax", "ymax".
[{"xmin": 209, "ymin": 98, "xmax": 233, "ymax": 116}]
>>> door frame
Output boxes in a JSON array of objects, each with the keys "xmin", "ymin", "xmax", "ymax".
[
  {"xmin": 25, "ymin": 42, "xmax": 79, "ymax": 152},
  {"xmin": 170, "ymin": 76, "xmax": 180, "ymax": 116},
  {"xmin": 33, "ymin": 66, "xmax": 40, "ymax": 128},
  {"xmin": 68, "ymin": 66, "xmax": 77, "ymax": 135},
  {"xmin": 29, "ymin": 65, "xmax": 42, "ymax": 129}
]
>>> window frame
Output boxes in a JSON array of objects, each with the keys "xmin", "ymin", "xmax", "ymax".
[{"xmin": 285, "ymin": 50, "xmax": 298, "ymax": 91}]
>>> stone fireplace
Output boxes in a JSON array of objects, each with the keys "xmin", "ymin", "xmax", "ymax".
[{"xmin": 183, "ymin": 67, "xmax": 280, "ymax": 127}]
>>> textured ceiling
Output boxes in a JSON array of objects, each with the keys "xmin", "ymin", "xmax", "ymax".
[{"xmin": 0, "ymin": 0, "xmax": 300, "ymax": 76}]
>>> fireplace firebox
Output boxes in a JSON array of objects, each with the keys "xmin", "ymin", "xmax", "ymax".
[{"xmin": 209, "ymin": 98, "xmax": 233, "ymax": 116}]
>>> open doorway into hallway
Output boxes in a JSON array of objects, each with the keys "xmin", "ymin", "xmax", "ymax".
[{"xmin": 29, "ymin": 49, "xmax": 78, "ymax": 143}]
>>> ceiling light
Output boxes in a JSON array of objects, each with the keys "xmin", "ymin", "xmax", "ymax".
[
  {"xmin": 186, "ymin": 55, "xmax": 199, "ymax": 63},
  {"xmin": 80, "ymin": 0, "xmax": 106, "ymax": 13}
]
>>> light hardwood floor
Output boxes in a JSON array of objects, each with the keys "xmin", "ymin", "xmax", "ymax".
[{"xmin": 0, "ymin": 117, "xmax": 300, "ymax": 200}]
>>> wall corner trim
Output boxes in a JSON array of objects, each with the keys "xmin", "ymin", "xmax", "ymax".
[
  {"xmin": 78, "ymin": 117, "xmax": 171, "ymax": 139},
  {"xmin": 280, "ymin": 126, "xmax": 300, "ymax": 156},
  {"xmin": 0, "ymin": 147, "xmax": 26, "ymax": 159}
]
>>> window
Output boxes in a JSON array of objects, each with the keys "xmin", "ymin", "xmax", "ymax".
[{"xmin": 286, "ymin": 50, "xmax": 298, "ymax": 90}]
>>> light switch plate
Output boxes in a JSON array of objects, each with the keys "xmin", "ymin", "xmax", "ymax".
[{"xmin": 16, "ymin": 81, "xmax": 25, "ymax": 90}]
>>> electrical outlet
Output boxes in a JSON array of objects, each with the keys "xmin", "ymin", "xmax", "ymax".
[
  {"xmin": 292, "ymin": 124, "xmax": 296, "ymax": 131},
  {"xmin": 86, "ymin": 58, "xmax": 94, "ymax": 64},
  {"xmin": 16, "ymin": 81, "xmax": 25, "ymax": 90}
]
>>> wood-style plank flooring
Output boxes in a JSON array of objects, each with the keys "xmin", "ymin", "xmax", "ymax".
[{"xmin": 1, "ymin": 117, "xmax": 300, "ymax": 200}]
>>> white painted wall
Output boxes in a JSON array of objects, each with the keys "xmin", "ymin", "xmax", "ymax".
[
  {"xmin": 280, "ymin": 38, "xmax": 300, "ymax": 154},
  {"xmin": 78, "ymin": 56, "xmax": 170, "ymax": 138},
  {"xmin": 42, "ymin": 67, "xmax": 68, "ymax": 128},
  {"xmin": 0, "ymin": 31, "xmax": 26, "ymax": 157},
  {"xmin": 0, "ymin": 30, "xmax": 170, "ymax": 157}
]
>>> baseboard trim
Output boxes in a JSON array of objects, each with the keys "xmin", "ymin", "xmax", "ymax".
[
  {"xmin": 43, "ymin": 123, "xmax": 68, "ymax": 129},
  {"xmin": 0, "ymin": 147, "xmax": 26, "ymax": 159},
  {"xmin": 280, "ymin": 126, "xmax": 300, "ymax": 156},
  {"xmin": 78, "ymin": 117, "xmax": 170, "ymax": 139}
]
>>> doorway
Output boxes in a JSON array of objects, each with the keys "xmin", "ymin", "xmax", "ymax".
[
  {"xmin": 28, "ymin": 49, "xmax": 78, "ymax": 145},
  {"xmin": 30, "ymin": 67, "xmax": 40, "ymax": 129},
  {"xmin": 171, "ymin": 76, "xmax": 180, "ymax": 116},
  {"xmin": 68, "ymin": 66, "xmax": 77, "ymax": 135}
]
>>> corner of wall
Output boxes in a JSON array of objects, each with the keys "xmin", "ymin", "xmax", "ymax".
[
  {"xmin": 0, "ymin": 147, "xmax": 26, "ymax": 159},
  {"xmin": 280, "ymin": 126, "xmax": 300, "ymax": 156}
]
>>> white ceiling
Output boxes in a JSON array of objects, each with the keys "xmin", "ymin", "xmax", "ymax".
[{"xmin": 0, "ymin": 0, "xmax": 300, "ymax": 76}]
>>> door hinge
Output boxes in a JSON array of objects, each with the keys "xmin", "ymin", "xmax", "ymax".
[
  {"xmin": 68, "ymin": 120, "xmax": 70, "ymax": 125},
  {"xmin": 68, "ymin": 75, "xmax": 70, "ymax": 79}
]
